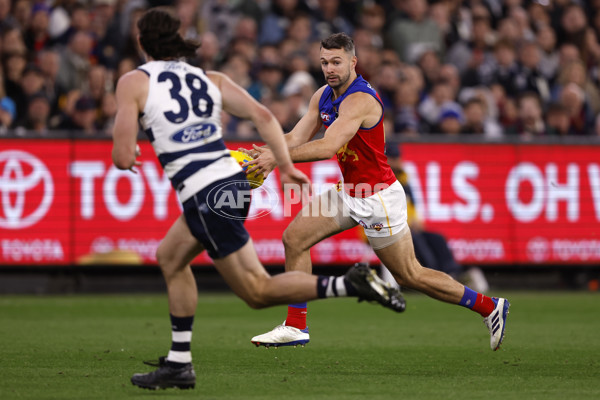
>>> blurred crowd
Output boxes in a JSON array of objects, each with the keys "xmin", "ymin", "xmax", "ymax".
[{"xmin": 1, "ymin": 0, "xmax": 600, "ymax": 140}]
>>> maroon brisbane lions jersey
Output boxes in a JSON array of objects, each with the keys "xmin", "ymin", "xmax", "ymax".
[{"xmin": 318, "ymin": 75, "xmax": 396, "ymax": 197}]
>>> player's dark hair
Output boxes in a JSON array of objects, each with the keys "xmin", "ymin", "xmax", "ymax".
[
  {"xmin": 137, "ymin": 8, "xmax": 200, "ymax": 60},
  {"xmin": 320, "ymin": 33, "xmax": 355, "ymax": 55}
]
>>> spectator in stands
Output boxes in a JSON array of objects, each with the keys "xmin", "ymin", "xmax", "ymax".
[
  {"xmin": 15, "ymin": 91, "xmax": 50, "ymax": 134},
  {"xmin": 220, "ymin": 53, "xmax": 252, "ymax": 89},
  {"xmin": 312, "ymin": 0, "xmax": 353, "ymax": 39},
  {"xmin": 558, "ymin": 42, "xmax": 582, "ymax": 68},
  {"xmin": 281, "ymin": 70, "xmax": 316, "ymax": 123},
  {"xmin": 284, "ymin": 51, "xmax": 311, "ymax": 77},
  {"xmin": 507, "ymin": 92, "xmax": 547, "ymax": 138},
  {"xmin": 0, "ymin": 0, "xmax": 16, "ymax": 32},
  {"xmin": 15, "ymin": 63, "xmax": 45, "ymax": 118},
  {"xmin": 439, "ymin": 63, "xmax": 461, "ymax": 98},
  {"xmin": 0, "ymin": 100, "xmax": 15, "ymax": 131},
  {"xmin": 527, "ymin": 0, "xmax": 552, "ymax": 31},
  {"xmin": 0, "ymin": 0, "xmax": 598, "ymax": 141},
  {"xmin": 56, "ymin": 95, "xmax": 97, "ymax": 135},
  {"xmin": 460, "ymin": 96, "xmax": 502, "ymax": 138},
  {"xmin": 286, "ymin": 13, "xmax": 313, "ymax": 53},
  {"xmin": 176, "ymin": 0, "xmax": 202, "ymax": 40},
  {"xmin": 23, "ymin": 2, "xmax": 50, "ymax": 53},
  {"xmin": 514, "ymin": 40, "xmax": 551, "ymax": 104},
  {"xmin": 195, "ymin": 31, "xmax": 220, "ymax": 71},
  {"xmin": 92, "ymin": 0, "xmax": 121, "ymax": 70},
  {"xmin": 233, "ymin": 15, "xmax": 258, "ymax": 43},
  {"xmin": 258, "ymin": 0, "xmax": 311, "ymax": 46},
  {"xmin": 536, "ymin": 24, "xmax": 560, "ymax": 82},
  {"xmin": 358, "ymin": 3, "xmax": 385, "ymax": 47},
  {"xmin": 57, "ymin": 30, "xmax": 93, "ymax": 94},
  {"xmin": 373, "ymin": 61, "xmax": 401, "ymax": 113},
  {"xmin": 418, "ymin": 80, "xmax": 455, "ymax": 132},
  {"xmin": 353, "ymin": 41, "xmax": 381, "ymax": 82},
  {"xmin": 266, "ymin": 97, "xmax": 295, "ymax": 133},
  {"xmin": 12, "ymin": 0, "xmax": 31, "ymax": 31},
  {"xmin": 417, "ymin": 49, "xmax": 442, "ymax": 92},
  {"xmin": 36, "ymin": 49, "xmax": 61, "ymax": 112},
  {"xmin": 490, "ymin": 39, "xmax": 519, "ymax": 97},
  {"xmin": 509, "ymin": 6, "xmax": 535, "ymax": 42},
  {"xmin": 496, "ymin": 17, "xmax": 521, "ymax": 46},
  {"xmin": 557, "ymin": 4, "xmax": 590, "ymax": 64},
  {"xmin": 435, "ymin": 101, "xmax": 464, "ymax": 135},
  {"xmin": 87, "ymin": 64, "xmax": 109, "ymax": 104},
  {"xmin": 247, "ymin": 61, "xmax": 284, "ymax": 103},
  {"xmin": 118, "ymin": 5, "xmax": 145, "ymax": 66},
  {"xmin": 52, "ymin": 2, "xmax": 92, "ymax": 46},
  {"xmin": 552, "ymin": 59, "xmax": 600, "ymax": 115},
  {"xmin": 0, "ymin": 69, "xmax": 16, "ymax": 131},
  {"xmin": 224, "ymin": 37, "xmax": 257, "ymax": 69},
  {"xmin": 446, "ymin": 15, "xmax": 495, "ymax": 81},
  {"xmin": 393, "ymin": 80, "xmax": 421, "ymax": 136},
  {"xmin": 2, "ymin": 25, "xmax": 26, "ymax": 55},
  {"xmin": 559, "ymin": 83, "xmax": 594, "ymax": 135},
  {"xmin": 3, "ymin": 51, "xmax": 27, "ymax": 119},
  {"xmin": 428, "ymin": 0, "xmax": 453, "ymax": 49},
  {"xmin": 545, "ymin": 101, "xmax": 573, "ymax": 136},
  {"xmin": 96, "ymin": 91, "xmax": 116, "ymax": 135},
  {"xmin": 387, "ymin": 0, "xmax": 443, "ymax": 64}
]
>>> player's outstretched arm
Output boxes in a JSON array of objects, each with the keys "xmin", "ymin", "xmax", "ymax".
[
  {"xmin": 286, "ymin": 91, "xmax": 375, "ymax": 162},
  {"xmin": 238, "ymin": 86, "xmax": 325, "ymax": 157},
  {"xmin": 112, "ymin": 70, "xmax": 147, "ymax": 172},
  {"xmin": 242, "ymin": 87, "xmax": 328, "ymax": 175},
  {"xmin": 208, "ymin": 71, "xmax": 294, "ymax": 172}
]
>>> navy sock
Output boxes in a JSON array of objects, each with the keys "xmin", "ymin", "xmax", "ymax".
[
  {"xmin": 317, "ymin": 276, "xmax": 358, "ymax": 298},
  {"xmin": 166, "ymin": 314, "xmax": 194, "ymax": 368}
]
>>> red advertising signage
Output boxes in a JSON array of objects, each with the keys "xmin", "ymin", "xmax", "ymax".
[
  {"xmin": 1, "ymin": 139, "xmax": 598, "ymax": 266},
  {"xmin": 400, "ymin": 143, "xmax": 600, "ymax": 264}
]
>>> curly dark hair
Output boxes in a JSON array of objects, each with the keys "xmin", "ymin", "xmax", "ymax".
[{"xmin": 137, "ymin": 8, "xmax": 200, "ymax": 61}]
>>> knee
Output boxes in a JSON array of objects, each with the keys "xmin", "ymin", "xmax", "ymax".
[
  {"xmin": 241, "ymin": 277, "xmax": 271, "ymax": 310},
  {"xmin": 245, "ymin": 297, "xmax": 268, "ymax": 310},
  {"xmin": 156, "ymin": 245, "xmax": 177, "ymax": 279},
  {"xmin": 282, "ymin": 227, "xmax": 301, "ymax": 251},
  {"xmin": 155, "ymin": 245, "xmax": 168, "ymax": 270}
]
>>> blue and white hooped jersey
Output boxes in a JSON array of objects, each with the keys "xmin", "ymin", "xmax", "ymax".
[{"xmin": 137, "ymin": 60, "xmax": 241, "ymax": 203}]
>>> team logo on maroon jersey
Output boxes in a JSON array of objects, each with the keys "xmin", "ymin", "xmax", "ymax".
[{"xmin": 320, "ymin": 112, "xmax": 331, "ymax": 122}]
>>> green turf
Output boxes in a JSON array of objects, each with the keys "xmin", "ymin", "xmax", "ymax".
[{"xmin": 0, "ymin": 292, "xmax": 599, "ymax": 400}]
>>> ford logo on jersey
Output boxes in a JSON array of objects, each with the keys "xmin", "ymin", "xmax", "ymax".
[{"xmin": 170, "ymin": 123, "xmax": 217, "ymax": 143}]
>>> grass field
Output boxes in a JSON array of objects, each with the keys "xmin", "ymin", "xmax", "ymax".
[{"xmin": 0, "ymin": 291, "xmax": 599, "ymax": 400}]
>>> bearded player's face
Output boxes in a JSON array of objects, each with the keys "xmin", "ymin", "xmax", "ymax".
[{"xmin": 320, "ymin": 47, "xmax": 356, "ymax": 90}]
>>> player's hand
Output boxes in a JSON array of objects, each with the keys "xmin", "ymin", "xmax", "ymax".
[
  {"xmin": 279, "ymin": 164, "xmax": 312, "ymax": 200},
  {"xmin": 243, "ymin": 144, "xmax": 276, "ymax": 177},
  {"xmin": 237, "ymin": 146, "xmax": 259, "ymax": 159},
  {"xmin": 128, "ymin": 160, "xmax": 142, "ymax": 174},
  {"xmin": 129, "ymin": 144, "xmax": 142, "ymax": 173}
]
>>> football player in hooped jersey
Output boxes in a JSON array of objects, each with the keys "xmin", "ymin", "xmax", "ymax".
[
  {"xmin": 245, "ymin": 33, "xmax": 510, "ymax": 350},
  {"xmin": 112, "ymin": 9, "xmax": 405, "ymax": 391}
]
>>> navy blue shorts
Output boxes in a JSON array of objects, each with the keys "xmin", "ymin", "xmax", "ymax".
[{"xmin": 182, "ymin": 172, "xmax": 251, "ymax": 259}]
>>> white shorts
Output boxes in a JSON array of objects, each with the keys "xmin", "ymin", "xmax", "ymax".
[{"xmin": 319, "ymin": 180, "xmax": 409, "ymax": 239}]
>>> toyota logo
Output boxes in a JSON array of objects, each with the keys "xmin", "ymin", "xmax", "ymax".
[
  {"xmin": 527, "ymin": 236, "xmax": 550, "ymax": 263},
  {"xmin": 0, "ymin": 150, "xmax": 54, "ymax": 229}
]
